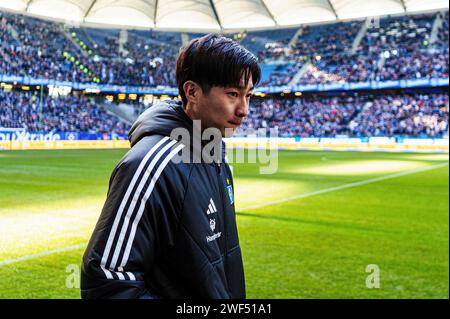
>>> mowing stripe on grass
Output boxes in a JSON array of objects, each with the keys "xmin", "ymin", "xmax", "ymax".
[
  {"xmin": 241, "ymin": 162, "xmax": 449, "ymax": 211},
  {"xmin": 0, "ymin": 162, "xmax": 447, "ymax": 268},
  {"xmin": 0, "ymin": 244, "xmax": 86, "ymax": 267}
]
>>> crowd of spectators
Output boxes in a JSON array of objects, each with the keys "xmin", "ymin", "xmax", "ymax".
[
  {"xmin": 348, "ymin": 93, "xmax": 448, "ymax": 137},
  {"xmin": 259, "ymin": 12, "xmax": 449, "ymax": 86},
  {"xmin": 1, "ymin": 89, "xmax": 447, "ymax": 138},
  {"xmin": 1, "ymin": 10, "xmax": 448, "ymax": 88},
  {"xmin": 0, "ymin": 11, "xmax": 178, "ymax": 87},
  {"xmin": 0, "ymin": 12, "xmax": 78, "ymax": 81},
  {"xmin": 237, "ymin": 94, "xmax": 364, "ymax": 137},
  {"xmin": 369, "ymin": 13, "xmax": 449, "ymax": 81},
  {"xmin": 236, "ymin": 93, "xmax": 448, "ymax": 138},
  {"xmin": 0, "ymin": 90, "xmax": 128, "ymax": 134}
]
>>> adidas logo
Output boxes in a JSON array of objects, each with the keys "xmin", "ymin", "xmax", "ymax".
[{"xmin": 206, "ymin": 198, "xmax": 217, "ymax": 215}]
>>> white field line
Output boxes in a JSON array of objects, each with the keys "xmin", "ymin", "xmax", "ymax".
[
  {"xmin": 0, "ymin": 243, "xmax": 86, "ymax": 267},
  {"xmin": 241, "ymin": 162, "xmax": 449, "ymax": 211},
  {"xmin": 0, "ymin": 162, "xmax": 447, "ymax": 267}
]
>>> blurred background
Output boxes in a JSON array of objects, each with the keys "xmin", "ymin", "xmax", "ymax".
[{"xmin": 0, "ymin": 0, "xmax": 448, "ymax": 299}]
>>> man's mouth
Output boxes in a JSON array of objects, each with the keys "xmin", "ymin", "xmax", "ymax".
[{"xmin": 228, "ymin": 120, "xmax": 241, "ymax": 126}]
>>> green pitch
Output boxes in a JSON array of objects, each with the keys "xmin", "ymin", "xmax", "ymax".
[{"xmin": 0, "ymin": 149, "xmax": 448, "ymax": 298}]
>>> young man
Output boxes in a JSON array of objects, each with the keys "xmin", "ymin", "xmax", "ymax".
[{"xmin": 81, "ymin": 33, "xmax": 261, "ymax": 298}]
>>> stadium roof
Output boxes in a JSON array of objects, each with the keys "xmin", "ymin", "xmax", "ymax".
[{"xmin": 0, "ymin": 0, "xmax": 448, "ymax": 31}]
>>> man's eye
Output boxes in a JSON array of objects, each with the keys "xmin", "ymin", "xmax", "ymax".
[{"xmin": 228, "ymin": 92, "xmax": 238, "ymax": 97}]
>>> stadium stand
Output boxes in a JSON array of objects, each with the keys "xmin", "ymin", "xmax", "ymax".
[
  {"xmin": 237, "ymin": 93, "xmax": 448, "ymax": 138},
  {"xmin": 1, "ymin": 89, "xmax": 447, "ymax": 138},
  {"xmin": 0, "ymin": 8, "xmax": 448, "ymax": 140},
  {"xmin": 1, "ymin": 10, "xmax": 448, "ymax": 87},
  {"xmin": 0, "ymin": 90, "xmax": 128, "ymax": 134}
]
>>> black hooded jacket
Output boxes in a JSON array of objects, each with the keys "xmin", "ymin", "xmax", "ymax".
[{"xmin": 80, "ymin": 99, "xmax": 245, "ymax": 299}]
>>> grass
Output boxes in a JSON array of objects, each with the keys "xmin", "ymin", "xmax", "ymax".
[{"xmin": 0, "ymin": 149, "xmax": 448, "ymax": 298}]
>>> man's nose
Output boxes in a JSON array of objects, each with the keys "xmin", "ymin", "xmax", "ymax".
[{"xmin": 236, "ymin": 99, "xmax": 249, "ymax": 118}]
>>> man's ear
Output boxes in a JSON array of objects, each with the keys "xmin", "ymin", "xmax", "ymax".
[{"xmin": 183, "ymin": 81, "xmax": 201, "ymax": 105}]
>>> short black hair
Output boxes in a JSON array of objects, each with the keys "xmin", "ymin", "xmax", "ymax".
[{"xmin": 176, "ymin": 33, "xmax": 261, "ymax": 106}]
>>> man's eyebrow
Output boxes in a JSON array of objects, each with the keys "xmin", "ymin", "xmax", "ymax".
[{"xmin": 237, "ymin": 86, "xmax": 255, "ymax": 91}]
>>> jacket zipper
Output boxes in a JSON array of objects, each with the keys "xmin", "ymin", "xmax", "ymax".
[{"xmin": 215, "ymin": 162, "xmax": 230, "ymax": 294}]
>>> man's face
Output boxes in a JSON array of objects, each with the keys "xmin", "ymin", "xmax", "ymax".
[{"xmin": 195, "ymin": 73, "xmax": 254, "ymax": 137}]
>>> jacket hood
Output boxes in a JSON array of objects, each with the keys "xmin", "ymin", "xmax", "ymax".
[
  {"xmin": 128, "ymin": 99, "xmax": 225, "ymax": 163},
  {"xmin": 128, "ymin": 99, "xmax": 193, "ymax": 147}
]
